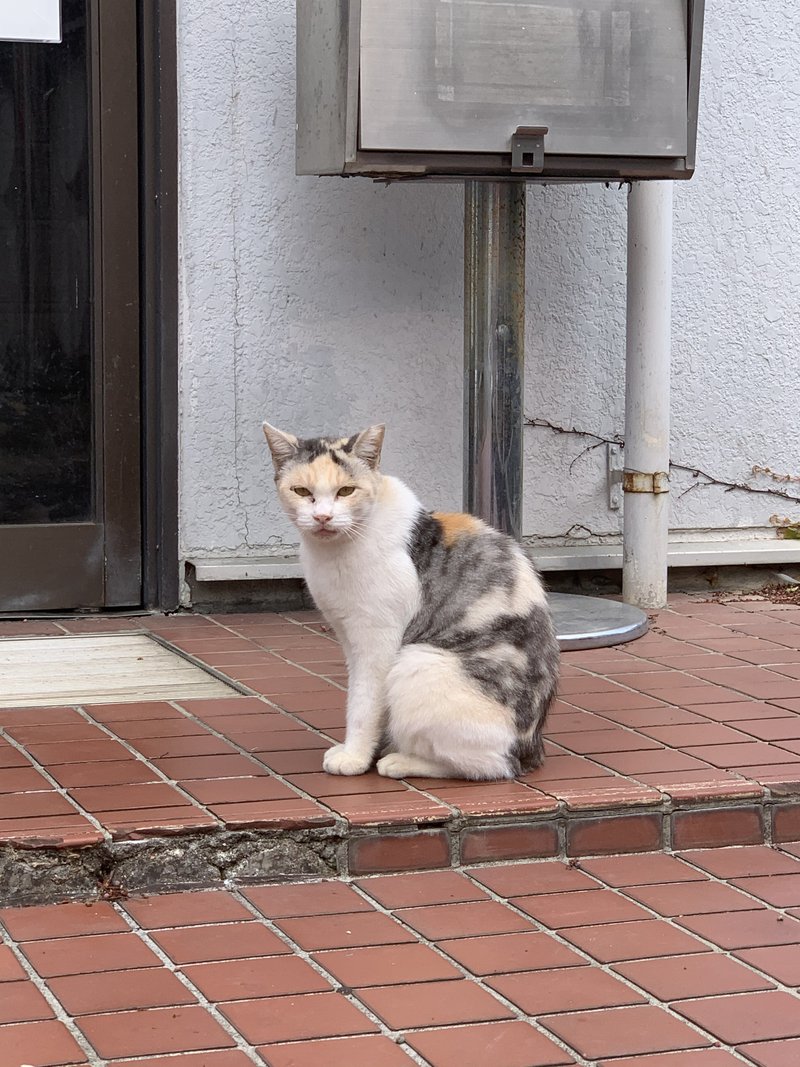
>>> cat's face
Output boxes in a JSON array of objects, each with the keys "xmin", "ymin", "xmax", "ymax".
[{"xmin": 263, "ymin": 423, "xmax": 385, "ymax": 543}]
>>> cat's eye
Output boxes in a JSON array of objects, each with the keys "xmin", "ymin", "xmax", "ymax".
[
  {"xmin": 337, "ymin": 486, "xmax": 356, "ymax": 497},
  {"xmin": 292, "ymin": 487, "xmax": 312, "ymax": 498}
]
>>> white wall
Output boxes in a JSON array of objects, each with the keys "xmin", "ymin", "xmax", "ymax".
[{"xmin": 178, "ymin": 0, "xmax": 800, "ymax": 570}]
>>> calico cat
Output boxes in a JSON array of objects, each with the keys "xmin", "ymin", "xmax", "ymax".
[{"xmin": 263, "ymin": 422, "xmax": 559, "ymax": 780}]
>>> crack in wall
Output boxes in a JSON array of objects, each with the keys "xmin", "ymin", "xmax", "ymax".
[
  {"xmin": 230, "ymin": 27, "xmax": 253, "ymax": 549},
  {"xmin": 527, "ymin": 417, "xmax": 800, "ymax": 508}
]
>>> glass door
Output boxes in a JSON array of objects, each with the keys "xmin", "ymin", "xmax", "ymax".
[{"xmin": 0, "ymin": 0, "xmax": 141, "ymax": 611}]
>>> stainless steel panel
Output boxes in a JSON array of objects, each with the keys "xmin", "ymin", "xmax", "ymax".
[
  {"xmin": 686, "ymin": 0, "xmax": 705, "ymax": 171},
  {"xmin": 463, "ymin": 181, "xmax": 526, "ymax": 540},
  {"xmin": 296, "ymin": 0, "xmax": 350, "ymax": 175},
  {"xmin": 548, "ymin": 592, "xmax": 649, "ymax": 650},
  {"xmin": 360, "ymin": 0, "xmax": 688, "ymax": 157}
]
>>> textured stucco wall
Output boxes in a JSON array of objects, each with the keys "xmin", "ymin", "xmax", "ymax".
[{"xmin": 178, "ymin": 0, "xmax": 800, "ymax": 567}]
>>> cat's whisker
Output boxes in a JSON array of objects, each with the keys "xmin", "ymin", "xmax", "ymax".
[
  {"xmin": 343, "ymin": 525, "xmax": 369, "ymax": 545},
  {"xmin": 342, "ymin": 521, "xmax": 369, "ymax": 542}
]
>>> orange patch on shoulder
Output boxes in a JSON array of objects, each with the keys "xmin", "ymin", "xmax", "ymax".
[{"xmin": 433, "ymin": 511, "xmax": 483, "ymax": 547}]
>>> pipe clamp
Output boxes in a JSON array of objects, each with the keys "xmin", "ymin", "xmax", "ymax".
[{"xmin": 623, "ymin": 470, "xmax": 670, "ymax": 494}]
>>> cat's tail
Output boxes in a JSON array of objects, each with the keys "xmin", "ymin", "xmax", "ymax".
[
  {"xmin": 512, "ymin": 616, "xmax": 561, "ymax": 774},
  {"xmin": 513, "ymin": 672, "xmax": 559, "ymax": 774}
]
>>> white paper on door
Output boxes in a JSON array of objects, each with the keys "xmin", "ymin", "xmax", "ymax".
[{"xmin": 0, "ymin": 0, "xmax": 61, "ymax": 43}]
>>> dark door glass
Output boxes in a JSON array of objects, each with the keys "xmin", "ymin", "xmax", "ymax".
[{"xmin": 0, "ymin": 0, "xmax": 92, "ymax": 525}]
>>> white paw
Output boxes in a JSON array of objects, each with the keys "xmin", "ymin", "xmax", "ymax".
[
  {"xmin": 376, "ymin": 753, "xmax": 412, "ymax": 779},
  {"xmin": 323, "ymin": 744, "xmax": 372, "ymax": 776}
]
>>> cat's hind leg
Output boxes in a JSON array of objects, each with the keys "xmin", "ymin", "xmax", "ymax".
[
  {"xmin": 376, "ymin": 752, "xmax": 452, "ymax": 779},
  {"xmin": 382, "ymin": 644, "xmax": 517, "ymax": 781}
]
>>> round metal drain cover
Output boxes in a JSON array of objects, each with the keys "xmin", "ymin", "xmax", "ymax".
[{"xmin": 548, "ymin": 592, "xmax": 649, "ymax": 651}]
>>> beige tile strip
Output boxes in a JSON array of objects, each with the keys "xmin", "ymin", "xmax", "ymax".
[{"xmin": 0, "ymin": 634, "xmax": 235, "ymax": 707}]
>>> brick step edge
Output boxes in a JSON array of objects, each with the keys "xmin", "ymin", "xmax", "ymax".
[{"xmin": 2, "ymin": 794, "xmax": 800, "ymax": 907}]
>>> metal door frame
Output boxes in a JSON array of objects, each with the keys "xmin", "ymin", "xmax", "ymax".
[
  {"xmin": 0, "ymin": 0, "xmax": 180, "ymax": 614},
  {"xmin": 0, "ymin": 0, "xmax": 142, "ymax": 612},
  {"xmin": 140, "ymin": 0, "xmax": 179, "ymax": 612}
]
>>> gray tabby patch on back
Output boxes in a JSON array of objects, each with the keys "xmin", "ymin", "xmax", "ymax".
[{"xmin": 406, "ymin": 509, "xmax": 559, "ymax": 774}]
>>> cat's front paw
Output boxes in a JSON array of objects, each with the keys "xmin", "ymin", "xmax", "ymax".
[{"xmin": 323, "ymin": 744, "xmax": 372, "ymax": 776}]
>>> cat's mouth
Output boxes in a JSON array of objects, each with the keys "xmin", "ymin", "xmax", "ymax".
[{"xmin": 312, "ymin": 527, "xmax": 338, "ymax": 539}]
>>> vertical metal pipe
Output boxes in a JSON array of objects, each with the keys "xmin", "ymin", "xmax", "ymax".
[
  {"xmin": 623, "ymin": 181, "xmax": 673, "ymax": 610},
  {"xmin": 463, "ymin": 180, "xmax": 526, "ymax": 539}
]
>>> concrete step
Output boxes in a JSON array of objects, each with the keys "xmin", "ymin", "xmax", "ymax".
[{"xmin": 2, "ymin": 597, "xmax": 800, "ymax": 905}]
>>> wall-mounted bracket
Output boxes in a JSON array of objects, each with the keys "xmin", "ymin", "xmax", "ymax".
[{"xmin": 510, "ymin": 126, "xmax": 548, "ymax": 173}]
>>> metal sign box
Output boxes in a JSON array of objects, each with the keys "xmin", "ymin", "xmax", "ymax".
[{"xmin": 296, "ymin": 0, "xmax": 704, "ymax": 182}]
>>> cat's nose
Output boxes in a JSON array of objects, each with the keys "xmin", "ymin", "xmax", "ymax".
[{"xmin": 313, "ymin": 512, "xmax": 332, "ymax": 525}]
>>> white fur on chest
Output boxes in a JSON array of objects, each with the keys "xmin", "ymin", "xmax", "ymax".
[{"xmin": 299, "ymin": 476, "xmax": 421, "ymax": 655}]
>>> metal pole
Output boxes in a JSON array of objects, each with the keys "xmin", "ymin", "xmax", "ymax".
[
  {"xmin": 463, "ymin": 180, "xmax": 526, "ymax": 539},
  {"xmin": 462, "ymin": 178, "xmax": 650, "ymax": 649},
  {"xmin": 623, "ymin": 181, "xmax": 673, "ymax": 610}
]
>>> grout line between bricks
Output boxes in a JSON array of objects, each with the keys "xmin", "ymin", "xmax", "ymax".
[
  {"xmin": 454, "ymin": 841, "xmax": 800, "ymax": 993},
  {"xmin": 207, "ymin": 615, "xmax": 349, "ymax": 691},
  {"xmin": 163, "ymin": 678, "xmax": 464, "ymax": 829},
  {"xmin": 455, "ymin": 867, "xmax": 761, "ymax": 1064},
  {"xmin": 661, "ymin": 808, "xmax": 674, "ymax": 851},
  {"xmin": 161, "ymin": 698, "xmax": 350, "ymax": 830},
  {"xmin": 108, "ymin": 903, "xmax": 269, "ymax": 1066},
  {"xmin": 598, "ymin": 871, "xmax": 800, "ymax": 1003},
  {"xmin": 559, "ymin": 627, "xmax": 800, "ymax": 763},
  {"xmin": 67, "ymin": 704, "xmax": 224, "ymax": 827},
  {"xmin": 0, "ymin": 727, "xmax": 110, "ymax": 840},
  {"xmin": 0, "ymin": 926, "xmax": 108, "ymax": 1066},
  {"xmin": 763, "ymin": 802, "xmax": 776, "ymax": 846},
  {"xmin": 228, "ymin": 888, "xmax": 433, "ymax": 1066},
  {"xmin": 340, "ymin": 877, "xmax": 601, "ymax": 1067},
  {"xmin": 146, "ymin": 631, "xmax": 255, "ymax": 696}
]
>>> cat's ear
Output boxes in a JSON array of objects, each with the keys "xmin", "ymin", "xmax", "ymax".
[
  {"xmin": 262, "ymin": 422, "xmax": 299, "ymax": 475},
  {"xmin": 349, "ymin": 424, "xmax": 385, "ymax": 470}
]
